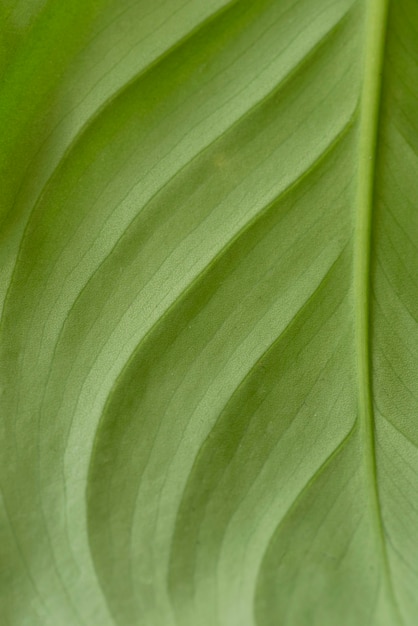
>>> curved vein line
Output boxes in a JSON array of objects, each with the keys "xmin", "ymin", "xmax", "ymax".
[
  {"xmin": 122, "ymin": 235, "xmax": 347, "ymax": 620},
  {"xmin": 355, "ymin": 0, "xmax": 402, "ymax": 622},
  {"xmin": 253, "ymin": 424, "xmax": 357, "ymax": 613},
  {"xmin": 27, "ymin": 0, "xmax": 345, "ymax": 311},
  {"xmin": 93, "ymin": 244, "xmax": 347, "ymax": 616},
  {"xmin": 27, "ymin": 121, "xmax": 354, "ymax": 597},
  {"xmin": 41, "ymin": 103, "xmax": 355, "ymax": 464},
  {"xmin": 80, "ymin": 120, "xmax": 350, "ymax": 435},
  {"xmin": 44, "ymin": 120, "xmax": 352, "ymax": 483},
  {"xmin": 1, "ymin": 13, "xmax": 353, "ymax": 619},
  {"xmin": 75, "ymin": 117, "xmax": 353, "ymax": 456},
  {"xmin": 281, "ymin": 469, "xmax": 360, "ymax": 624},
  {"xmin": 1, "ymin": 1, "xmax": 351, "ymax": 366},
  {"xmin": 0, "ymin": 0, "xmax": 241, "ymax": 234},
  {"xmin": 5, "ymin": 2, "xmax": 352, "ymax": 462},
  {"xmin": 85, "ymin": 134, "xmax": 351, "ymax": 598},
  {"xmin": 212, "ymin": 339, "xmax": 351, "ymax": 610},
  {"xmin": 149, "ymin": 247, "xmax": 350, "ymax": 594}
]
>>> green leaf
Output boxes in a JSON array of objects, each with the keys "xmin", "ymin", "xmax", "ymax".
[{"xmin": 1, "ymin": 0, "xmax": 417, "ymax": 624}]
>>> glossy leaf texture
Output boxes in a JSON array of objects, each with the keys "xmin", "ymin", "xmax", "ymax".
[{"xmin": 0, "ymin": 0, "xmax": 417, "ymax": 624}]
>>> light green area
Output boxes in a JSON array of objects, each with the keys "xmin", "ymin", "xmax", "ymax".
[{"xmin": 0, "ymin": 0, "xmax": 417, "ymax": 624}]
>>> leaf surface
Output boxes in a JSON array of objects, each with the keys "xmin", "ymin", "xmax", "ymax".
[{"xmin": 0, "ymin": 1, "xmax": 417, "ymax": 624}]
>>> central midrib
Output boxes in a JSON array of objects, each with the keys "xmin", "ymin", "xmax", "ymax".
[{"xmin": 354, "ymin": 0, "xmax": 402, "ymax": 621}]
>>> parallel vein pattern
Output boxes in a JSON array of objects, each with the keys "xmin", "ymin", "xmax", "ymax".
[{"xmin": 0, "ymin": 1, "xmax": 418, "ymax": 625}]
